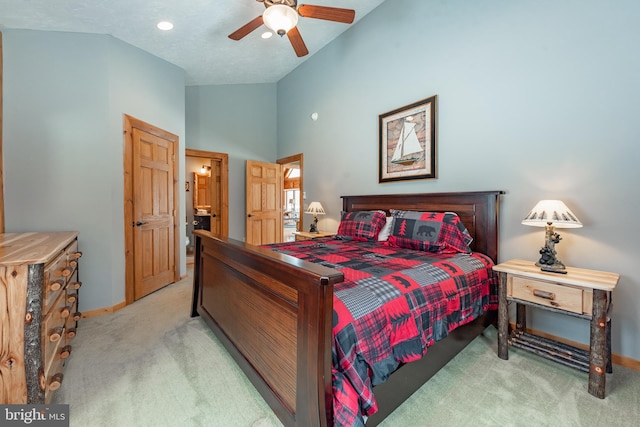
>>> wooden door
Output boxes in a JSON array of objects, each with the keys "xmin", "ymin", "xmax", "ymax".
[
  {"xmin": 132, "ymin": 128, "xmax": 175, "ymax": 299},
  {"xmin": 124, "ymin": 115, "xmax": 179, "ymax": 303},
  {"xmin": 209, "ymin": 158, "xmax": 223, "ymax": 235},
  {"xmin": 246, "ymin": 161, "xmax": 283, "ymax": 246}
]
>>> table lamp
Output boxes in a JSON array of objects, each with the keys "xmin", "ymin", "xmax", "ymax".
[
  {"xmin": 305, "ymin": 201, "xmax": 325, "ymax": 233},
  {"xmin": 522, "ymin": 199, "xmax": 583, "ymax": 273}
]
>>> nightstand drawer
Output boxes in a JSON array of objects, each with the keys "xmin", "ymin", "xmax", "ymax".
[{"xmin": 509, "ymin": 276, "xmax": 592, "ymax": 314}]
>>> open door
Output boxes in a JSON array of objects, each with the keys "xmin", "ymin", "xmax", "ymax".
[{"xmin": 246, "ymin": 160, "xmax": 283, "ymax": 246}]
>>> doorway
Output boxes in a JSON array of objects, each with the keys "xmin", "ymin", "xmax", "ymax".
[
  {"xmin": 277, "ymin": 154, "xmax": 303, "ymax": 242},
  {"xmin": 123, "ymin": 115, "xmax": 180, "ymax": 304},
  {"xmin": 185, "ymin": 149, "xmax": 229, "ymax": 263}
]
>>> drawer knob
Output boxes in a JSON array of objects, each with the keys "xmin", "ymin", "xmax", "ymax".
[
  {"xmin": 61, "ymin": 266, "xmax": 74, "ymax": 277},
  {"xmin": 533, "ymin": 289, "xmax": 556, "ymax": 300},
  {"xmin": 48, "ymin": 373, "xmax": 63, "ymax": 391},
  {"xmin": 59, "ymin": 345, "xmax": 72, "ymax": 359},
  {"xmin": 60, "ymin": 306, "xmax": 71, "ymax": 318},
  {"xmin": 72, "ymin": 312, "xmax": 82, "ymax": 321},
  {"xmin": 69, "ymin": 260, "xmax": 78, "ymax": 268},
  {"xmin": 71, "ymin": 251, "xmax": 83, "ymax": 259},
  {"xmin": 49, "ymin": 280, "xmax": 64, "ymax": 292},
  {"xmin": 70, "ymin": 281, "xmax": 82, "ymax": 290},
  {"xmin": 66, "ymin": 328, "xmax": 77, "ymax": 339},
  {"xmin": 67, "ymin": 293, "xmax": 77, "ymax": 304},
  {"xmin": 49, "ymin": 327, "xmax": 64, "ymax": 342}
]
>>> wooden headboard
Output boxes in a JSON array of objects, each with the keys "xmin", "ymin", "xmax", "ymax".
[{"xmin": 341, "ymin": 191, "xmax": 503, "ymax": 262}]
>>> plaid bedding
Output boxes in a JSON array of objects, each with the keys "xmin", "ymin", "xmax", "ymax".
[{"xmin": 266, "ymin": 238, "xmax": 498, "ymax": 426}]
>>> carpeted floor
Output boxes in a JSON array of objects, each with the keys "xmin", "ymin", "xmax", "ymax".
[{"xmin": 54, "ymin": 271, "xmax": 639, "ymax": 426}]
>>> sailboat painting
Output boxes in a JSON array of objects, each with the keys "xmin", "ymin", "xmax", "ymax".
[
  {"xmin": 390, "ymin": 120, "xmax": 423, "ymax": 166},
  {"xmin": 379, "ymin": 95, "xmax": 437, "ymax": 182}
]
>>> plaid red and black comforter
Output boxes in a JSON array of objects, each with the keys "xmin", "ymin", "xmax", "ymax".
[{"xmin": 266, "ymin": 238, "xmax": 498, "ymax": 426}]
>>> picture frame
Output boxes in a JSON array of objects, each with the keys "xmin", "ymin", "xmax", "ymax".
[{"xmin": 379, "ymin": 95, "xmax": 437, "ymax": 183}]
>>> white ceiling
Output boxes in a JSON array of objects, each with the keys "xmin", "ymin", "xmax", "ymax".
[{"xmin": 0, "ymin": 0, "xmax": 385, "ymax": 86}]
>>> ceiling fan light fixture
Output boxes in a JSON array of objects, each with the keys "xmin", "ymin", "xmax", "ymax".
[{"xmin": 263, "ymin": 4, "xmax": 298, "ymax": 37}]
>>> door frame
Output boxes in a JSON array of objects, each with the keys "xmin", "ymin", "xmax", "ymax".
[
  {"xmin": 185, "ymin": 148, "xmax": 229, "ymax": 237},
  {"xmin": 123, "ymin": 114, "xmax": 180, "ymax": 305},
  {"xmin": 277, "ymin": 153, "xmax": 304, "ymax": 232}
]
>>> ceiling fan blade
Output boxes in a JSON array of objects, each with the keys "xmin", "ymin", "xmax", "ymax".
[
  {"xmin": 228, "ymin": 15, "xmax": 264, "ymax": 40},
  {"xmin": 287, "ymin": 27, "xmax": 309, "ymax": 57},
  {"xmin": 298, "ymin": 4, "xmax": 355, "ymax": 24}
]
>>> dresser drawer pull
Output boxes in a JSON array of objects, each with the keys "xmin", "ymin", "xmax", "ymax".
[
  {"xmin": 72, "ymin": 312, "xmax": 82, "ymax": 321},
  {"xmin": 70, "ymin": 281, "xmax": 82, "ymax": 290},
  {"xmin": 49, "ymin": 280, "xmax": 64, "ymax": 292},
  {"xmin": 69, "ymin": 260, "xmax": 78, "ymax": 268},
  {"xmin": 59, "ymin": 345, "xmax": 72, "ymax": 359},
  {"xmin": 60, "ymin": 306, "xmax": 71, "ymax": 318},
  {"xmin": 66, "ymin": 328, "xmax": 77, "ymax": 339},
  {"xmin": 61, "ymin": 266, "xmax": 74, "ymax": 277},
  {"xmin": 49, "ymin": 327, "xmax": 64, "ymax": 342},
  {"xmin": 67, "ymin": 293, "xmax": 77, "ymax": 304},
  {"xmin": 71, "ymin": 251, "xmax": 83, "ymax": 259},
  {"xmin": 48, "ymin": 373, "xmax": 63, "ymax": 391},
  {"xmin": 533, "ymin": 289, "xmax": 556, "ymax": 300}
]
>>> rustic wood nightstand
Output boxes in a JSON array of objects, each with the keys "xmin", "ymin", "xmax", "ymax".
[
  {"xmin": 293, "ymin": 231, "xmax": 335, "ymax": 241},
  {"xmin": 493, "ymin": 259, "xmax": 619, "ymax": 399}
]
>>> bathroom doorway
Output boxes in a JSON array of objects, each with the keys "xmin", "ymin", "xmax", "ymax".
[{"xmin": 185, "ymin": 149, "xmax": 229, "ymax": 264}]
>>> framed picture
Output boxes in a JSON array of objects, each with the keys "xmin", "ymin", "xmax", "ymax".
[{"xmin": 379, "ymin": 95, "xmax": 437, "ymax": 182}]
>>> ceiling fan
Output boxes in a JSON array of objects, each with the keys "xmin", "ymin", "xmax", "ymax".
[{"xmin": 228, "ymin": 0, "xmax": 356, "ymax": 57}]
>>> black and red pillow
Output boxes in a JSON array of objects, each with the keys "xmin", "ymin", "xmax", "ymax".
[
  {"xmin": 387, "ymin": 210, "xmax": 473, "ymax": 254},
  {"xmin": 335, "ymin": 210, "xmax": 387, "ymax": 242}
]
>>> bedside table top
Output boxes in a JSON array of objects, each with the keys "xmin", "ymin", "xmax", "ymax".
[{"xmin": 493, "ymin": 259, "xmax": 619, "ymax": 291}]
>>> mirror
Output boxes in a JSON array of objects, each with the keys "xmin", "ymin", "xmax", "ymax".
[{"xmin": 193, "ymin": 172, "xmax": 211, "ymax": 212}]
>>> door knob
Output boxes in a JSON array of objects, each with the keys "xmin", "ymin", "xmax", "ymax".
[
  {"xmin": 247, "ymin": 214, "xmax": 252, "ymax": 217},
  {"xmin": 136, "ymin": 221, "xmax": 146, "ymax": 226},
  {"xmin": 211, "ymin": 214, "xmax": 217, "ymax": 218}
]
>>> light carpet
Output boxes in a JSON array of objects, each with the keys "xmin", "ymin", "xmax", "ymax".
[{"xmin": 54, "ymin": 271, "xmax": 639, "ymax": 426}]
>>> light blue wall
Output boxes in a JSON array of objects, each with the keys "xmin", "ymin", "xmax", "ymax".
[
  {"xmin": 3, "ymin": 29, "xmax": 185, "ymax": 311},
  {"xmin": 185, "ymin": 84, "xmax": 278, "ymax": 240},
  {"xmin": 277, "ymin": 0, "xmax": 640, "ymax": 360}
]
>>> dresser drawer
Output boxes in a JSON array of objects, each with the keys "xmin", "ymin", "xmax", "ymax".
[
  {"xmin": 43, "ymin": 252, "xmax": 71, "ymax": 314},
  {"xmin": 509, "ymin": 276, "xmax": 592, "ymax": 315},
  {"xmin": 43, "ymin": 342, "xmax": 67, "ymax": 404},
  {"xmin": 42, "ymin": 290, "xmax": 71, "ymax": 369}
]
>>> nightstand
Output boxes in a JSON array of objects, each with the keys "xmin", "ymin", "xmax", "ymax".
[
  {"xmin": 493, "ymin": 259, "xmax": 619, "ymax": 399},
  {"xmin": 293, "ymin": 231, "xmax": 335, "ymax": 241}
]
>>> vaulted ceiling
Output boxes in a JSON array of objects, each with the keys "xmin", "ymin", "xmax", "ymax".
[{"xmin": 0, "ymin": 0, "xmax": 386, "ymax": 85}]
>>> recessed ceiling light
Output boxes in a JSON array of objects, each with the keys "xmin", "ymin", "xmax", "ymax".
[
  {"xmin": 157, "ymin": 21, "xmax": 174, "ymax": 31},
  {"xmin": 261, "ymin": 31, "xmax": 273, "ymax": 39}
]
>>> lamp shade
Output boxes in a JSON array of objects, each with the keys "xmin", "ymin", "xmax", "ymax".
[
  {"xmin": 263, "ymin": 4, "xmax": 299, "ymax": 36},
  {"xmin": 522, "ymin": 200, "xmax": 582, "ymax": 228},
  {"xmin": 305, "ymin": 202, "xmax": 326, "ymax": 215}
]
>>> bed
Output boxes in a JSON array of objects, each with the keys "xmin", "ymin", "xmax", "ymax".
[{"xmin": 190, "ymin": 191, "xmax": 503, "ymax": 426}]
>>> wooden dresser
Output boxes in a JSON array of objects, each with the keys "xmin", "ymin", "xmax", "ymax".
[{"xmin": 0, "ymin": 232, "xmax": 82, "ymax": 404}]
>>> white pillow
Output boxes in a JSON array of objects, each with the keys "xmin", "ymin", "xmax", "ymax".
[{"xmin": 377, "ymin": 217, "xmax": 394, "ymax": 241}]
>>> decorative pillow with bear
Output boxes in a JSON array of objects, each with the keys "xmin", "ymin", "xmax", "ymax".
[
  {"xmin": 335, "ymin": 210, "xmax": 387, "ymax": 241},
  {"xmin": 387, "ymin": 210, "xmax": 473, "ymax": 253}
]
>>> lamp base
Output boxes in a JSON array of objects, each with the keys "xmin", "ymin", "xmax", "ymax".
[
  {"xmin": 535, "ymin": 223, "xmax": 567, "ymax": 272},
  {"xmin": 540, "ymin": 265, "xmax": 568, "ymax": 274},
  {"xmin": 309, "ymin": 216, "xmax": 319, "ymax": 233}
]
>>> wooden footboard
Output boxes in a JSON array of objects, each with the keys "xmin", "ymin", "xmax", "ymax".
[{"xmin": 191, "ymin": 232, "xmax": 343, "ymax": 426}]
